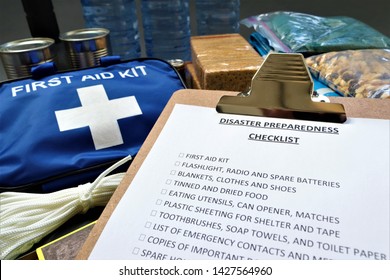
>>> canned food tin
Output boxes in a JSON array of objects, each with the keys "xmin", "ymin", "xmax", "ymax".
[
  {"xmin": 168, "ymin": 58, "xmax": 185, "ymax": 79},
  {"xmin": 60, "ymin": 28, "xmax": 110, "ymax": 69},
  {"xmin": 0, "ymin": 37, "xmax": 55, "ymax": 80}
]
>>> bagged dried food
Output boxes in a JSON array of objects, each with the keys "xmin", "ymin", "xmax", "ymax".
[
  {"xmin": 241, "ymin": 11, "xmax": 390, "ymax": 55},
  {"xmin": 306, "ymin": 49, "xmax": 390, "ymax": 98}
]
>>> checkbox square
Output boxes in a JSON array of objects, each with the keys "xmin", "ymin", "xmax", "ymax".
[
  {"xmin": 145, "ymin": 222, "xmax": 152, "ymax": 228},
  {"xmin": 179, "ymin": 153, "xmax": 184, "ymax": 158},
  {"xmin": 175, "ymin": 161, "xmax": 180, "ymax": 166},
  {"xmin": 139, "ymin": 234, "xmax": 146, "ymax": 241},
  {"xmin": 150, "ymin": 210, "xmax": 157, "ymax": 216},
  {"xmin": 165, "ymin": 179, "xmax": 172, "ymax": 185},
  {"xmin": 170, "ymin": 170, "xmax": 176, "ymax": 175},
  {"xmin": 132, "ymin": 247, "xmax": 140, "ymax": 255},
  {"xmin": 161, "ymin": 189, "xmax": 167, "ymax": 195},
  {"xmin": 156, "ymin": 199, "xmax": 162, "ymax": 205}
]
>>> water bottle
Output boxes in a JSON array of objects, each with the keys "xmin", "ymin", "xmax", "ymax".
[
  {"xmin": 141, "ymin": 0, "xmax": 191, "ymax": 61},
  {"xmin": 80, "ymin": 0, "xmax": 141, "ymax": 60},
  {"xmin": 195, "ymin": 0, "xmax": 240, "ymax": 35}
]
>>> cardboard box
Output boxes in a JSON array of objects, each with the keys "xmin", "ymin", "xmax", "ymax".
[
  {"xmin": 191, "ymin": 34, "xmax": 263, "ymax": 91},
  {"xmin": 185, "ymin": 62, "xmax": 201, "ymax": 89},
  {"xmin": 36, "ymin": 221, "xmax": 96, "ymax": 260}
]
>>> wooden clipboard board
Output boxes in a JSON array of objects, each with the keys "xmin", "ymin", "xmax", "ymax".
[{"xmin": 77, "ymin": 88, "xmax": 390, "ymax": 259}]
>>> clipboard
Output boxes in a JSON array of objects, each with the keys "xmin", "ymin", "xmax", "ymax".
[{"xmin": 77, "ymin": 54, "xmax": 390, "ymax": 260}]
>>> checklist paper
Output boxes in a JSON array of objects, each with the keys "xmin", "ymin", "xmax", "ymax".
[{"xmin": 89, "ymin": 104, "xmax": 389, "ymax": 260}]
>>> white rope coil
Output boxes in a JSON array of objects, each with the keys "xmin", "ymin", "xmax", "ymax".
[{"xmin": 0, "ymin": 155, "xmax": 132, "ymax": 260}]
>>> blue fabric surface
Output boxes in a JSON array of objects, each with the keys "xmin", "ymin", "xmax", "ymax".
[{"xmin": 0, "ymin": 58, "xmax": 185, "ymax": 192}]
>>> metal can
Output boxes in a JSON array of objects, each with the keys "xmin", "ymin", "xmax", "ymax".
[
  {"xmin": 0, "ymin": 37, "xmax": 55, "ymax": 80},
  {"xmin": 59, "ymin": 28, "xmax": 110, "ymax": 70},
  {"xmin": 167, "ymin": 59, "xmax": 185, "ymax": 80}
]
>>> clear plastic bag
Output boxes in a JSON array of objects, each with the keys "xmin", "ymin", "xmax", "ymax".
[
  {"xmin": 306, "ymin": 49, "xmax": 390, "ymax": 98},
  {"xmin": 241, "ymin": 11, "xmax": 390, "ymax": 54}
]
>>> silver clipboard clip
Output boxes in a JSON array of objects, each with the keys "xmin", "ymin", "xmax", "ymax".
[{"xmin": 216, "ymin": 53, "xmax": 347, "ymax": 123}]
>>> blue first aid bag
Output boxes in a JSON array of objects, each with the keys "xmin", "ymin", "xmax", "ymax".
[{"xmin": 0, "ymin": 58, "xmax": 186, "ymax": 192}]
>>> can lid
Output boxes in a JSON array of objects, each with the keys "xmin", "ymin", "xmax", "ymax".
[
  {"xmin": 167, "ymin": 59, "xmax": 185, "ymax": 68},
  {"xmin": 0, "ymin": 37, "xmax": 54, "ymax": 53},
  {"xmin": 59, "ymin": 28, "xmax": 110, "ymax": 42}
]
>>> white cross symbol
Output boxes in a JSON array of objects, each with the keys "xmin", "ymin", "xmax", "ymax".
[{"xmin": 55, "ymin": 84, "xmax": 142, "ymax": 150}]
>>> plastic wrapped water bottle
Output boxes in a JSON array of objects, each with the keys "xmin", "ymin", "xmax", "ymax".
[
  {"xmin": 195, "ymin": 0, "xmax": 240, "ymax": 35},
  {"xmin": 80, "ymin": 0, "xmax": 141, "ymax": 60},
  {"xmin": 141, "ymin": 0, "xmax": 191, "ymax": 61}
]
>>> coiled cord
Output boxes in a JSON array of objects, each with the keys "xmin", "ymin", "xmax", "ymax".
[{"xmin": 0, "ymin": 155, "xmax": 132, "ymax": 260}]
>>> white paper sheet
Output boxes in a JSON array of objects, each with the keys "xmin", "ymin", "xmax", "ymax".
[{"xmin": 89, "ymin": 104, "xmax": 390, "ymax": 260}]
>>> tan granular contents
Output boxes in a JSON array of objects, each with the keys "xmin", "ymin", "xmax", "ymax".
[{"xmin": 306, "ymin": 49, "xmax": 390, "ymax": 98}]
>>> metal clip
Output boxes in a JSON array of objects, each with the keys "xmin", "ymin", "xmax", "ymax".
[{"xmin": 216, "ymin": 53, "xmax": 346, "ymax": 123}]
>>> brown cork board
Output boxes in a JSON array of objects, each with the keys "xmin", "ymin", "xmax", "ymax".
[{"xmin": 76, "ymin": 89, "xmax": 390, "ymax": 259}]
